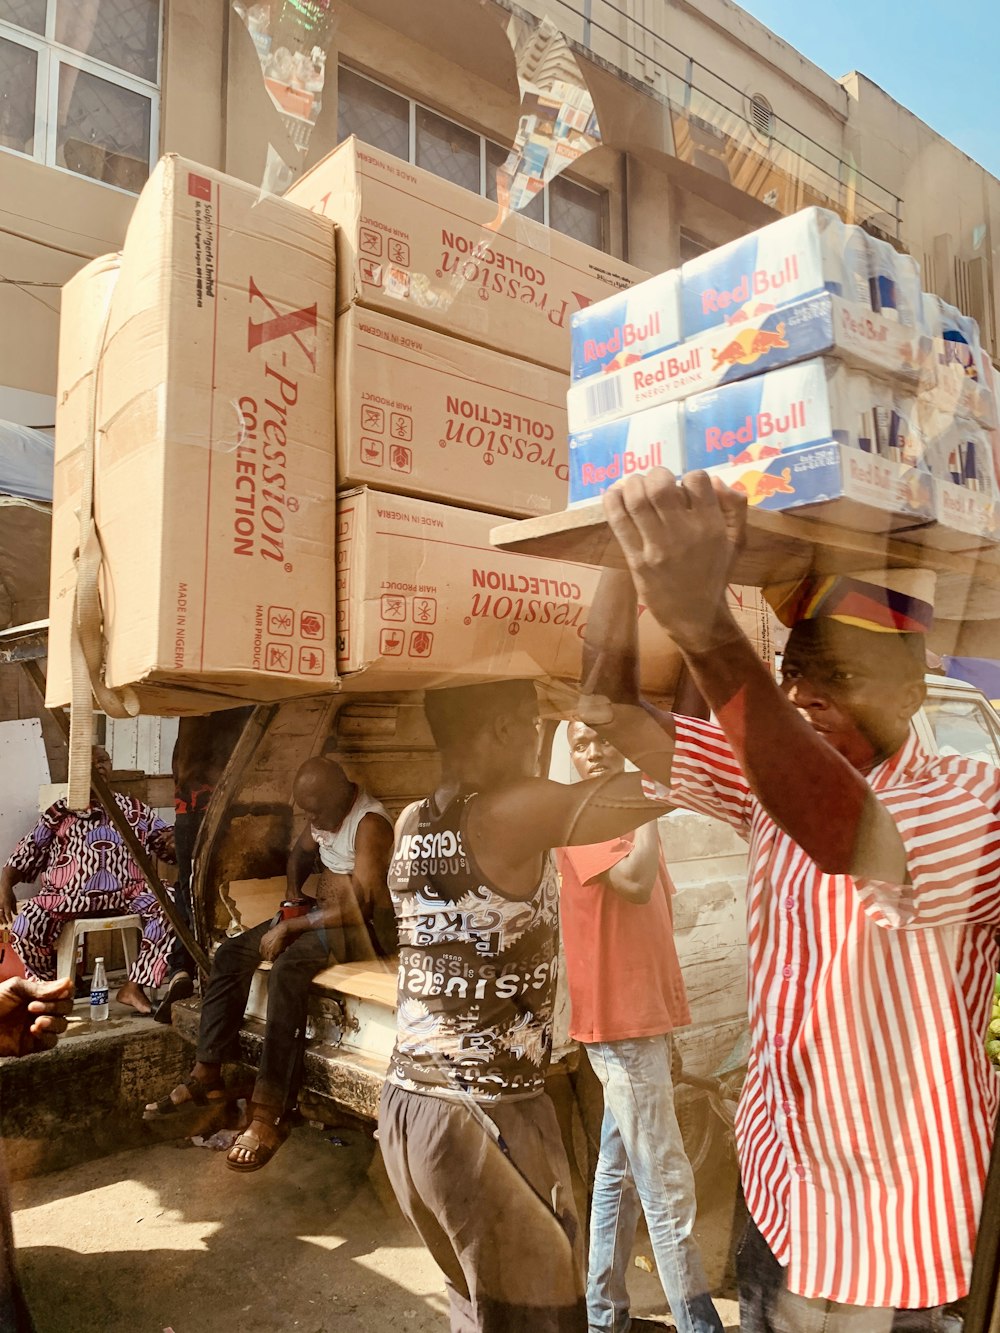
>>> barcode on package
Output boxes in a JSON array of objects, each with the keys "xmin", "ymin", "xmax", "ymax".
[{"xmin": 586, "ymin": 377, "xmax": 623, "ymax": 421}]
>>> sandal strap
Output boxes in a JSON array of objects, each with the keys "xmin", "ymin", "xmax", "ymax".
[{"xmin": 183, "ymin": 1075, "xmax": 225, "ymax": 1106}]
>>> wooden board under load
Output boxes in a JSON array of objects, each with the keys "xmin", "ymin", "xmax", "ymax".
[{"xmin": 490, "ymin": 503, "xmax": 1000, "ymax": 661}]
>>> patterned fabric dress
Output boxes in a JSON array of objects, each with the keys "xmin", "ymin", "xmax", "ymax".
[{"xmin": 6, "ymin": 796, "xmax": 176, "ymax": 986}]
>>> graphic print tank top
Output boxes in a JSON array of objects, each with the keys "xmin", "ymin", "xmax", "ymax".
[{"xmin": 387, "ymin": 792, "xmax": 560, "ymax": 1103}]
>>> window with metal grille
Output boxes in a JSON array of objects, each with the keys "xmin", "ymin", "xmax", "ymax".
[
  {"xmin": 337, "ymin": 65, "xmax": 609, "ymax": 252},
  {"xmin": 679, "ymin": 228, "xmax": 714, "ymax": 263},
  {"xmin": 748, "ymin": 92, "xmax": 773, "ymax": 141},
  {"xmin": 0, "ymin": 0, "xmax": 159, "ymax": 192}
]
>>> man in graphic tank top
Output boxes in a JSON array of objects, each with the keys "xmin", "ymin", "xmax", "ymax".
[{"xmin": 377, "ymin": 680, "xmax": 671, "ymax": 1333}]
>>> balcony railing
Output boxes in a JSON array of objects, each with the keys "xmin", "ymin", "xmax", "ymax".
[{"xmin": 494, "ymin": 0, "xmax": 902, "ymax": 239}]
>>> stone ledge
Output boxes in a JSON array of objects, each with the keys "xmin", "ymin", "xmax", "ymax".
[{"xmin": 0, "ymin": 1011, "xmax": 192, "ymax": 1180}]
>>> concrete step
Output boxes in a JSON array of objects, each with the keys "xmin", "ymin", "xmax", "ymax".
[{"xmin": 0, "ymin": 1002, "xmax": 192, "ymax": 1180}]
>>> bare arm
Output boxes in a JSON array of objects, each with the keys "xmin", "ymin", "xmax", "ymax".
[
  {"xmin": 352, "ymin": 815, "xmax": 397, "ymax": 957},
  {"xmin": 578, "ymin": 566, "xmax": 678, "ymax": 784},
  {"xmin": 272, "ymin": 816, "xmax": 396, "ymax": 951},
  {"xmin": 596, "ymin": 471, "xmax": 907, "ymax": 881},
  {"xmin": 605, "ymin": 821, "xmax": 660, "ymax": 904},
  {"xmin": 0, "ymin": 865, "xmax": 26, "ymax": 927},
  {"xmin": 467, "ymin": 771, "xmax": 669, "ymax": 902},
  {"xmin": 286, "ymin": 827, "xmax": 319, "ymax": 900}
]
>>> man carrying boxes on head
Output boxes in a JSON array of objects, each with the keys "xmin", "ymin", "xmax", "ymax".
[{"xmin": 579, "ymin": 466, "xmax": 990, "ymax": 1331}]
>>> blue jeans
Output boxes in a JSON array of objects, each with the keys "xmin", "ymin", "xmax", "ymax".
[
  {"xmin": 737, "ymin": 1214, "xmax": 964, "ymax": 1333},
  {"xmin": 584, "ymin": 1036, "xmax": 723, "ymax": 1333}
]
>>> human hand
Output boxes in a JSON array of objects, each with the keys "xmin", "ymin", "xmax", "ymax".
[
  {"xmin": 603, "ymin": 469, "xmax": 747, "ymax": 652},
  {"xmin": 0, "ymin": 884, "xmax": 17, "ymax": 928},
  {"xmin": 0, "ymin": 977, "xmax": 73, "ymax": 1057},
  {"xmin": 259, "ymin": 923, "xmax": 290, "ymax": 963}
]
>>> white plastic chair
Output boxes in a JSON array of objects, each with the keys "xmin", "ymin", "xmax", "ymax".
[{"xmin": 55, "ymin": 914, "xmax": 142, "ymax": 982}]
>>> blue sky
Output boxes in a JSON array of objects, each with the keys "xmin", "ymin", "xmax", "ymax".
[{"xmin": 736, "ymin": 2, "xmax": 1000, "ymax": 179}]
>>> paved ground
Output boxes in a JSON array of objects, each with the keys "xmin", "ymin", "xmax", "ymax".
[{"xmin": 11, "ymin": 1119, "xmax": 741, "ymax": 1332}]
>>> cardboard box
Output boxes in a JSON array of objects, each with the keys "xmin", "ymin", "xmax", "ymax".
[
  {"xmin": 713, "ymin": 442, "xmax": 936, "ymax": 536},
  {"xmin": 336, "ymin": 307, "xmax": 569, "ymax": 516},
  {"xmin": 47, "ymin": 155, "xmax": 337, "ymax": 714},
  {"xmin": 570, "ymin": 268, "xmax": 681, "ymax": 382},
  {"xmin": 682, "ymin": 358, "xmax": 924, "ymax": 472},
  {"xmin": 287, "ymin": 136, "xmax": 645, "ymax": 373},
  {"xmin": 569, "ymin": 404, "xmax": 683, "ymax": 507},
  {"xmin": 335, "ymin": 488, "xmax": 771, "ymax": 692},
  {"xmin": 567, "ymin": 293, "xmax": 929, "ymax": 433}
]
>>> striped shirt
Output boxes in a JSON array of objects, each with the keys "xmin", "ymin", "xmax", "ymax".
[{"xmin": 655, "ymin": 716, "xmax": 1000, "ymax": 1308}]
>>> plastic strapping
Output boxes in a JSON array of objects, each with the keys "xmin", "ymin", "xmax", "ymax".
[{"xmin": 67, "ymin": 272, "xmax": 139, "ymax": 810}]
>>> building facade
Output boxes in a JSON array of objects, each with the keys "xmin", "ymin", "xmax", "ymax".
[{"xmin": 0, "ymin": 0, "xmax": 997, "ymax": 421}]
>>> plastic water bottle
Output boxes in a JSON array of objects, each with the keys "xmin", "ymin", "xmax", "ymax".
[{"xmin": 89, "ymin": 957, "xmax": 109, "ymax": 1022}]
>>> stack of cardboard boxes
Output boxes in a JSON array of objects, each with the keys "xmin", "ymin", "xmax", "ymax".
[
  {"xmin": 566, "ymin": 207, "xmax": 1000, "ymax": 557},
  {"xmin": 287, "ymin": 139, "xmax": 769, "ymax": 693},
  {"xmin": 47, "ymin": 156, "xmax": 339, "ymax": 715},
  {"xmin": 48, "ymin": 138, "xmax": 772, "ymax": 713}
]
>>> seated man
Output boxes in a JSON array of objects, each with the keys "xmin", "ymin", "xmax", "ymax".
[
  {"xmin": 0, "ymin": 745, "xmax": 177, "ymax": 1015},
  {"xmin": 558, "ymin": 723, "xmax": 721, "ymax": 1333},
  {"xmin": 145, "ymin": 757, "xmax": 394, "ymax": 1174}
]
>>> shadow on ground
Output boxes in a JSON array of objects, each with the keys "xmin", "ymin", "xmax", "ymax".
[{"xmin": 11, "ymin": 1111, "xmax": 743, "ymax": 1332}]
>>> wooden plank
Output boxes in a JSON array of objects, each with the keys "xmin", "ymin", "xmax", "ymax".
[
  {"xmin": 226, "ymin": 876, "xmax": 286, "ymax": 929},
  {"xmin": 312, "ymin": 958, "xmax": 398, "ymax": 1006},
  {"xmin": 491, "ymin": 503, "xmax": 1000, "ymax": 620}
]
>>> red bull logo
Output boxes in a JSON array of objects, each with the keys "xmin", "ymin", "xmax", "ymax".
[
  {"xmin": 580, "ymin": 442, "xmax": 665, "ymax": 487},
  {"xmin": 700, "ymin": 256, "xmax": 801, "ymax": 315},
  {"xmin": 584, "ymin": 312, "xmax": 663, "ymax": 366},
  {"xmin": 731, "ymin": 466, "xmax": 795, "ymax": 506},
  {"xmin": 633, "ymin": 348, "xmax": 701, "ymax": 389},
  {"xmin": 711, "ymin": 323, "xmax": 789, "ymax": 372},
  {"xmin": 705, "ymin": 401, "xmax": 806, "ymax": 453}
]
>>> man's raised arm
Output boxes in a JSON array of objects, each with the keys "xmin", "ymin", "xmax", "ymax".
[
  {"xmin": 577, "ymin": 566, "xmax": 678, "ymax": 787},
  {"xmin": 592, "ymin": 470, "xmax": 907, "ymax": 882}
]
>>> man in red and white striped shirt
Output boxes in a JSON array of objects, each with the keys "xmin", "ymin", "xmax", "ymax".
[{"xmin": 581, "ymin": 468, "xmax": 994, "ymax": 1330}]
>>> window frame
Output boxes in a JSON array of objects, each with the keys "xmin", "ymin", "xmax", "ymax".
[
  {"xmin": 338, "ymin": 63, "xmax": 609, "ymax": 252},
  {"xmin": 0, "ymin": 0, "xmax": 162, "ymax": 195}
]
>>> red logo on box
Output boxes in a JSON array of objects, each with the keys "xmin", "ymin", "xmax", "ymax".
[
  {"xmin": 361, "ymin": 437, "xmax": 384, "ymax": 466},
  {"xmin": 265, "ymin": 643, "xmax": 293, "ymax": 673},
  {"xmin": 388, "ymin": 239, "xmax": 410, "ymax": 266},
  {"xmin": 390, "ymin": 445, "xmax": 412, "ymax": 474},
  {"xmin": 298, "ymin": 646, "xmax": 325, "ymax": 676},
  {"xmin": 412, "ymin": 597, "xmax": 437, "ymax": 625},
  {"xmin": 409, "ymin": 631, "xmax": 434, "ymax": 658},
  {"xmin": 188, "ymin": 172, "xmax": 212, "ymax": 201},
  {"xmin": 267, "ymin": 605, "xmax": 294, "ymax": 636},
  {"xmin": 390, "ymin": 413, "xmax": 413, "ymax": 442},
  {"xmin": 380, "ymin": 628, "xmax": 405, "ymax": 656},
  {"xmin": 362, "ymin": 405, "xmax": 385, "ymax": 433},
  {"xmin": 381, "ymin": 594, "xmax": 406, "ymax": 622},
  {"xmin": 359, "ymin": 227, "xmax": 383, "ymax": 256},
  {"xmin": 360, "ymin": 259, "xmax": 383, "ymax": 285},
  {"xmin": 300, "ymin": 612, "xmax": 325, "ymax": 639}
]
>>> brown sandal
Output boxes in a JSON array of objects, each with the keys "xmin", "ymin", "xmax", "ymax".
[
  {"xmin": 225, "ymin": 1114, "xmax": 289, "ymax": 1173},
  {"xmin": 143, "ymin": 1075, "xmax": 227, "ymax": 1123}
]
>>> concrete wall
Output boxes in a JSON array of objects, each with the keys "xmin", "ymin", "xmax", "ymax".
[
  {"xmin": 0, "ymin": 0, "xmax": 227, "ymax": 410},
  {"xmin": 3, "ymin": 0, "xmax": 999, "ymax": 415},
  {"xmin": 843, "ymin": 72, "xmax": 1000, "ymax": 353}
]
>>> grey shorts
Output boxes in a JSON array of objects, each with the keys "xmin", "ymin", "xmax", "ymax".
[{"xmin": 378, "ymin": 1082, "xmax": 586, "ymax": 1332}]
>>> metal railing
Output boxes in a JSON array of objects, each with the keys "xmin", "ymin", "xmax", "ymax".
[{"xmin": 497, "ymin": 0, "xmax": 903, "ymax": 238}]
